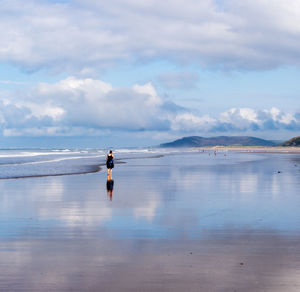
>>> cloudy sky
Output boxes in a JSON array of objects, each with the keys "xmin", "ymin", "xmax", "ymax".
[{"xmin": 1, "ymin": 0, "xmax": 300, "ymax": 147}]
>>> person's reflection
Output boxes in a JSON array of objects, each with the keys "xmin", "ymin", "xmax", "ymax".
[{"xmin": 106, "ymin": 179, "xmax": 114, "ymax": 201}]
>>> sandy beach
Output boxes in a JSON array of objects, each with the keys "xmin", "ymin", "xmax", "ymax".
[
  {"xmin": 1, "ymin": 150, "xmax": 300, "ymax": 291},
  {"xmin": 199, "ymin": 146, "xmax": 300, "ymax": 153}
]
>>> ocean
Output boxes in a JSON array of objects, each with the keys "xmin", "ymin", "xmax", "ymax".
[
  {"xmin": 0, "ymin": 147, "xmax": 279, "ymax": 179},
  {"xmin": 0, "ymin": 148, "xmax": 167, "ymax": 179}
]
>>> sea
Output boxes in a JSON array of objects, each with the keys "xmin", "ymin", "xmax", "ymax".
[
  {"xmin": 0, "ymin": 147, "xmax": 298, "ymax": 179},
  {"xmin": 0, "ymin": 147, "xmax": 166, "ymax": 179},
  {"xmin": 0, "ymin": 147, "xmax": 212, "ymax": 180}
]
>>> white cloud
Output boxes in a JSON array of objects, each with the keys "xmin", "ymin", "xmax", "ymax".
[
  {"xmin": 266, "ymin": 107, "xmax": 296, "ymax": 125},
  {"xmin": 132, "ymin": 83, "xmax": 162, "ymax": 106},
  {"xmin": 1, "ymin": 0, "xmax": 300, "ymax": 72},
  {"xmin": 0, "ymin": 77, "xmax": 172, "ymax": 135},
  {"xmin": 216, "ymin": 107, "xmax": 300, "ymax": 132},
  {"xmin": 0, "ymin": 77, "xmax": 300, "ymax": 136},
  {"xmin": 219, "ymin": 108, "xmax": 260, "ymax": 129},
  {"xmin": 171, "ymin": 113, "xmax": 217, "ymax": 132}
]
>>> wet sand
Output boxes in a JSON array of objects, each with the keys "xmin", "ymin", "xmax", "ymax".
[
  {"xmin": 1, "ymin": 151, "xmax": 300, "ymax": 291},
  {"xmin": 198, "ymin": 146, "xmax": 300, "ymax": 153}
]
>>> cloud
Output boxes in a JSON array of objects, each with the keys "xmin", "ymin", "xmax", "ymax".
[
  {"xmin": 171, "ymin": 113, "xmax": 217, "ymax": 132},
  {"xmin": 0, "ymin": 77, "xmax": 174, "ymax": 136},
  {"xmin": 214, "ymin": 107, "xmax": 300, "ymax": 132},
  {"xmin": 170, "ymin": 107, "xmax": 300, "ymax": 134},
  {"xmin": 1, "ymin": 0, "xmax": 300, "ymax": 72},
  {"xmin": 0, "ymin": 77, "xmax": 300, "ymax": 137}
]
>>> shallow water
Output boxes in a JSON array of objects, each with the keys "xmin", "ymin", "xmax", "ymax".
[
  {"xmin": 0, "ymin": 148, "xmax": 164, "ymax": 179},
  {"xmin": 1, "ymin": 151, "xmax": 300, "ymax": 291}
]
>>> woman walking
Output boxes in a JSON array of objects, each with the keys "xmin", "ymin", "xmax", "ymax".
[{"xmin": 106, "ymin": 150, "xmax": 114, "ymax": 180}]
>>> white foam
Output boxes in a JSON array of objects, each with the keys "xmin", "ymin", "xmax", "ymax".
[
  {"xmin": 0, "ymin": 150, "xmax": 81, "ymax": 158},
  {"xmin": 0, "ymin": 154, "xmax": 106, "ymax": 167}
]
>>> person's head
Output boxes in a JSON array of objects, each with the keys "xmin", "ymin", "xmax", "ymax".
[{"xmin": 109, "ymin": 150, "xmax": 113, "ymax": 154}]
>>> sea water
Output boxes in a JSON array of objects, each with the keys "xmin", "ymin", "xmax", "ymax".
[
  {"xmin": 0, "ymin": 147, "xmax": 265, "ymax": 178},
  {"xmin": 0, "ymin": 148, "xmax": 168, "ymax": 179}
]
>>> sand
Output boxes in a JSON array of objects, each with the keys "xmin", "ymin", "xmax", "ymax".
[{"xmin": 1, "ymin": 151, "xmax": 300, "ymax": 291}]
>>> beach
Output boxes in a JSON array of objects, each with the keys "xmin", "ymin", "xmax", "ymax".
[{"xmin": 1, "ymin": 149, "xmax": 300, "ymax": 291}]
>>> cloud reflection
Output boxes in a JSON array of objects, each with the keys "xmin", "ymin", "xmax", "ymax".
[{"xmin": 1, "ymin": 229, "xmax": 300, "ymax": 291}]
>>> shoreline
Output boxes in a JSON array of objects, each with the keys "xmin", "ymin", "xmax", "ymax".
[
  {"xmin": 1, "ymin": 149, "xmax": 300, "ymax": 180},
  {"xmin": 192, "ymin": 146, "xmax": 300, "ymax": 152}
]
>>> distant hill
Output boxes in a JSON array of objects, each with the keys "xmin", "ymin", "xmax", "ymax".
[
  {"xmin": 281, "ymin": 136, "xmax": 300, "ymax": 147},
  {"xmin": 160, "ymin": 136, "xmax": 277, "ymax": 148}
]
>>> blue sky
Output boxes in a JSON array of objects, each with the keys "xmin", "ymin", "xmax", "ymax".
[{"xmin": 0, "ymin": 0, "xmax": 300, "ymax": 147}]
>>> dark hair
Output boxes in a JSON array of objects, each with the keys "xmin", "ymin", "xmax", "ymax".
[{"xmin": 109, "ymin": 150, "xmax": 113, "ymax": 154}]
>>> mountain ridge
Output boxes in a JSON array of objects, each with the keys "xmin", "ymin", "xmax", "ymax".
[
  {"xmin": 160, "ymin": 136, "xmax": 277, "ymax": 147},
  {"xmin": 281, "ymin": 136, "xmax": 300, "ymax": 147}
]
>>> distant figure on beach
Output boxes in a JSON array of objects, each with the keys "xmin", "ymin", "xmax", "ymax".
[
  {"xmin": 106, "ymin": 179, "xmax": 114, "ymax": 201},
  {"xmin": 106, "ymin": 150, "xmax": 114, "ymax": 180}
]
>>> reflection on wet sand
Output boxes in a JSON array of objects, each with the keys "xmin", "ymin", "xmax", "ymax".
[
  {"xmin": 1, "ymin": 229, "xmax": 300, "ymax": 291},
  {"xmin": 106, "ymin": 179, "xmax": 114, "ymax": 201},
  {"xmin": 1, "ymin": 152, "xmax": 300, "ymax": 291}
]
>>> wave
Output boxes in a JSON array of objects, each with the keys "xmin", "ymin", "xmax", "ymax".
[
  {"xmin": 0, "ymin": 150, "xmax": 82, "ymax": 158},
  {"xmin": 0, "ymin": 148, "xmax": 162, "ymax": 179}
]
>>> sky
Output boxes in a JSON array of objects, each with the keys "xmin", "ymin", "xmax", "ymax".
[{"xmin": 0, "ymin": 0, "xmax": 300, "ymax": 147}]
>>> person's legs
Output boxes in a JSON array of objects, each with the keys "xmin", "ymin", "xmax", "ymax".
[{"xmin": 107, "ymin": 168, "xmax": 112, "ymax": 180}]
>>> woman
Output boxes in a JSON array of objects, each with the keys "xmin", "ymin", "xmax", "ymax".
[{"xmin": 106, "ymin": 150, "xmax": 114, "ymax": 180}]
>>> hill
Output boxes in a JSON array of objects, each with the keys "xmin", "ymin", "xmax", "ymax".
[
  {"xmin": 281, "ymin": 136, "xmax": 300, "ymax": 147},
  {"xmin": 160, "ymin": 136, "xmax": 277, "ymax": 148}
]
